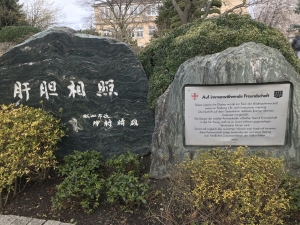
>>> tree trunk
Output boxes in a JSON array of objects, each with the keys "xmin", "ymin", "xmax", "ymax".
[
  {"xmin": 171, "ymin": 0, "xmax": 191, "ymax": 24},
  {"xmin": 14, "ymin": 178, "xmax": 17, "ymax": 197},
  {"xmin": 0, "ymin": 191, "xmax": 3, "ymax": 212}
]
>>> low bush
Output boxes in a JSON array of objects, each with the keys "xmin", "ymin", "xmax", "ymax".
[
  {"xmin": 158, "ymin": 147, "xmax": 290, "ymax": 225},
  {"xmin": 281, "ymin": 175, "xmax": 300, "ymax": 215},
  {"xmin": 0, "ymin": 26, "xmax": 41, "ymax": 43},
  {"xmin": 105, "ymin": 151, "xmax": 142, "ymax": 175},
  {"xmin": 52, "ymin": 150, "xmax": 149, "ymax": 213},
  {"xmin": 0, "ymin": 104, "xmax": 65, "ymax": 209},
  {"xmin": 57, "ymin": 150, "xmax": 104, "ymax": 176},
  {"xmin": 106, "ymin": 171, "xmax": 149, "ymax": 212},
  {"xmin": 51, "ymin": 151, "xmax": 105, "ymax": 214},
  {"xmin": 138, "ymin": 15, "xmax": 300, "ymax": 111},
  {"xmin": 105, "ymin": 151, "xmax": 149, "ymax": 212}
]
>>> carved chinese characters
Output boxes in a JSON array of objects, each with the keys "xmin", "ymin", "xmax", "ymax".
[
  {"xmin": 40, "ymin": 81, "xmax": 58, "ymax": 100},
  {"xmin": 14, "ymin": 82, "xmax": 31, "ymax": 101},
  {"xmin": 14, "ymin": 79, "xmax": 117, "ymax": 101},
  {"xmin": 82, "ymin": 113, "xmax": 138, "ymax": 129},
  {"xmin": 97, "ymin": 79, "xmax": 118, "ymax": 97},
  {"xmin": 0, "ymin": 27, "xmax": 154, "ymax": 157}
]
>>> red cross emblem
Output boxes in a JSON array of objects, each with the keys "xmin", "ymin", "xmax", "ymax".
[{"xmin": 191, "ymin": 93, "xmax": 198, "ymax": 100}]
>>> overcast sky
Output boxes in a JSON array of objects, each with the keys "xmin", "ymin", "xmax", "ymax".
[{"xmin": 19, "ymin": 0, "xmax": 92, "ymax": 30}]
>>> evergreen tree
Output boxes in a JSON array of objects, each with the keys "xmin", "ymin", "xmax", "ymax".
[
  {"xmin": 155, "ymin": 0, "xmax": 178, "ymax": 31},
  {"xmin": 0, "ymin": 0, "xmax": 27, "ymax": 29}
]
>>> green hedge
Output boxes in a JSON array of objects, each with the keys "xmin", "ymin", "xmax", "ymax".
[
  {"xmin": 0, "ymin": 26, "xmax": 41, "ymax": 43},
  {"xmin": 138, "ymin": 14, "xmax": 300, "ymax": 110}
]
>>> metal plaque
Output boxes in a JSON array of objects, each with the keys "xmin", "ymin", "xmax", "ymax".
[{"xmin": 184, "ymin": 83, "xmax": 291, "ymax": 146}]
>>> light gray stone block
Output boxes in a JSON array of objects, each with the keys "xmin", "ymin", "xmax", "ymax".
[
  {"xmin": 27, "ymin": 218, "xmax": 47, "ymax": 225},
  {"xmin": 11, "ymin": 216, "xmax": 32, "ymax": 225},
  {"xmin": 150, "ymin": 42, "xmax": 300, "ymax": 179},
  {"xmin": 0, "ymin": 215, "xmax": 19, "ymax": 225},
  {"xmin": 43, "ymin": 220, "xmax": 61, "ymax": 225}
]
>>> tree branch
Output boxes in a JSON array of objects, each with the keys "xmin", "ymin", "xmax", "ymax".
[
  {"xmin": 171, "ymin": 0, "xmax": 185, "ymax": 23},
  {"xmin": 220, "ymin": 0, "xmax": 246, "ymax": 17},
  {"xmin": 203, "ymin": 0, "xmax": 213, "ymax": 19}
]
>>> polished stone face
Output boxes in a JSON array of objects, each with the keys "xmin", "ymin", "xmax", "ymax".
[
  {"xmin": 292, "ymin": 36, "xmax": 300, "ymax": 51},
  {"xmin": 0, "ymin": 27, "xmax": 154, "ymax": 157}
]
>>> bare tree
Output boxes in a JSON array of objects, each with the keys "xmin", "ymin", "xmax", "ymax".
[
  {"xmin": 77, "ymin": 12, "xmax": 100, "ymax": 35},
  {"xmin": 75, "ymin": 0, "xmax": 96, "ymax": 10},
  {"xmin": 248, "ymin": 0, "xmax": 290, "ymax": 27},
  {"xmin": 82, "ymin": 13, "xmax": 96, "ymax": 30},
  {"xmin": 21, "ymin": 0, "xmax": 65, "ymax": 30},
  {"xmin": 246, "ymin": 0, "xmax": 299, "ymax": 37},
  {"xmin": 93, "ymin": 0, "xmax": 159, "ymax": 43},
  {"xmin": 219, "ymin": 0, "xmax": 299, "ymax": 37}
]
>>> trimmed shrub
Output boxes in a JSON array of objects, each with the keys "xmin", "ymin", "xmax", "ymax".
[
  {"xmin": 52, "ymin": 150, "xmax": 149, "ymax": 213},
  {"xmin": 158, "ymin": 147, "xmax": 289, "ymax": 225},
  {"xmin": 0, "ymin": 26, "xmax": 41, "ymax": 43},
  {"xmin": 106, "ymin": 171, "xmax": 149, "ymax": 212},
  {"xmin": 0, "ymin": 104, "xmax": 65, "ymax": 209},
  {"xmin": 105, "ymin": 151, "xmax": 142, "ymax": 175},
  {"xmin": 104, "ymin": 151, "xmax": 149, "ymax": 212},
  {"xmin": 51, "ymin": 150, "xmax": 105, "ymax": 214},
  {"xmin": 281, "ymin": 175, "xmax": 300, "ymax": 214},
  {"xmin": 138, "ymin": 15, "xmax": 300, "ymax": 110}
]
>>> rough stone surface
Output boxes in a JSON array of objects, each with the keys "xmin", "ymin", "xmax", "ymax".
[
  {"xmin": 11, "ymin": 217, "xmax": 32, "ymax": 225},
  {"xmin": 0, "ymin": 215, "xmax": 19, "ymax": 225},
  {"xmin": 27, "ymin": 218, "xmax": 47, "ymax": 225},
  {"xmin": 150, "ymin": 42, "xmax": 300, "ymax": 179},
  {"xmin": 0, "ymin": 27, "xmax": 154, "ymax": 157},
  {"xmin": 43, "ymin": 220, "xmax": 62, "ymax": 225},
  {"xmin": 0, "ymin": 215, "xmax": 73, "ymax": 225}
]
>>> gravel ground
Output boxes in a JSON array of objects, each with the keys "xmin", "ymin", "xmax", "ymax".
[{"xmin": 0, "ymin": 42, "xmax": 16, "ymax": 56}]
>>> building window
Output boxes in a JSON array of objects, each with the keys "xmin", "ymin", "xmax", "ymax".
[
  {"xmin": 146, "ymin": 4, "xmax": 158, "ymax": 16},
  {"xmin": 102, "ymin": 29, "xmax": 110, "ymax": 36},
  {"xmin": 136, "ymin": 5, "xmax": 144, "ymax": 15},
  {"xmin": 130, "ymin": 28, "xmax": 135, "ymax": 37},
  {"xmin": 136, "ymin": 27, "xmax": 143, "ymax": 38},
  {"xmin": 129, "ymin": 6, "xmax": 135, "ymax": 15},
  {"xmin": 128, "ymin": 5, "xmax": 144, "ymax": 16},
  {"xmin": 100, "ymin": 7, "xmax": 113, "ymax": 19},
  {"xmin": 99, "ymin": 7, "xmax": 106, "ymax": 19},
  {"xmin": 148, "ymin": 26, "xmax": 156, "ymax": 36}
]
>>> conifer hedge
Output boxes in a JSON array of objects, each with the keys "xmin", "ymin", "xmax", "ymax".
[{"xmin": 0, "ymin": 26, "xmax": 40, "ymax": 43}]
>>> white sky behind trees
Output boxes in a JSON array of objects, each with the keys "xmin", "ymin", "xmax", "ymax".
[{"xmin": 19, "ymin": 0, "xmax": 91, "ymax": 30}]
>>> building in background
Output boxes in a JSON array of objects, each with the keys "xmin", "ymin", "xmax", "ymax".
[
  {"xmin": 221, "ymin": 0, "xmax": 247, "ymax": 14},
  {"xmin": 93, "ymin": 0, "xmax": 300, "ymax": 47},
  {"xmin": 93, "ymin": 0, "xmax": 160, "ymax": 47}
]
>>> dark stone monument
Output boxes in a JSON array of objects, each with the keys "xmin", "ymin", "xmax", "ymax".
[
  {"xmin": 292, "ymin": 35, "xmax": 300, "ymax": 51},
  {"xmin": 292, "ymin": 36, "xmax": 300, "ymax": 58},
  {"xmin": 0, "ymin": 27, "xmax": 154, "ymax": 157}
]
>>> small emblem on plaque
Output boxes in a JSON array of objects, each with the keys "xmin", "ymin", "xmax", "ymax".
[
  {"xmin": 274, "ymin": 90, "xmax": 283, "ymax": 98},
  {"xmin": 191, "ymin": 93, "xmax": 198, "ymax": 100}
]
